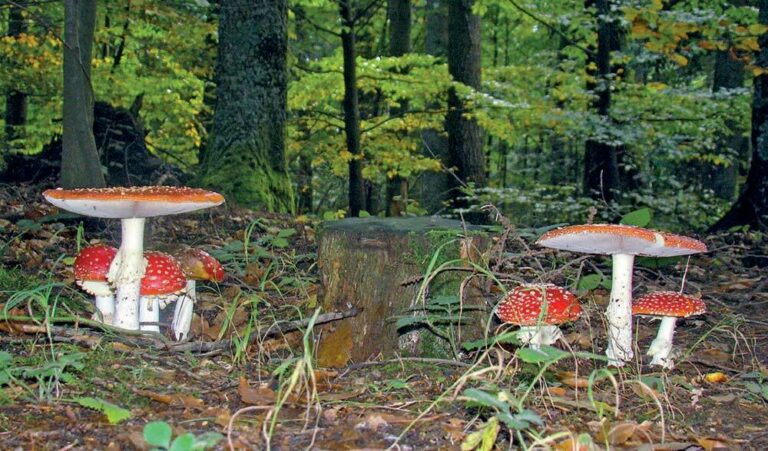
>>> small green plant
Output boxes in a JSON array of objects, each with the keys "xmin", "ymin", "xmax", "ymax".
[
  {"xmin": 74, "ymin": 397, "xmax": 132, "ymax": 424},
  {"xmin": 0, "ymin": 350, "xmax": 86, "ymax": 401},
  {"xmin": 143, "ymin": 421, "xmax": 222, "ymax": 451}
]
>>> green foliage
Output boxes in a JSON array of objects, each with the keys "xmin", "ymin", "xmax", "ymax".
[
  {"xmin": 74, "ymin": 397, "xmax": 132, "ymax": 424},
  {"xmin": 0, "ymin": 350, "xmax": 86, "ymax": 402},
  {"xmin": 142, "ymin": 421, "xmax": 222, "ymax": 451}
]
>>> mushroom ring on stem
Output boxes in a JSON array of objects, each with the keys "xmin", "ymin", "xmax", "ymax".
[
  {"xmin": 43, "ymin": 186, "xmax": 224, "ymax": 331},
  {"xmin": 494, "ymin": 284, "xmax": 582, "ymax": 350},
  {"xmin": 139, "ymin": 252, "xmax": 187, "ymax": 333},
  {"xmin": 632, "ymin": 291, "xmax": 706, "ymax": 369},
  {"xmin": 74, "ymin": 244, "xmax": 118, "ymax": 324},
  {"xmin": 536, "ymin": 224, "xmax": 706, "ymax": 366},
  {"xmin": 172, "ymin": 248, "xmax": 224, "ymax": 341}
]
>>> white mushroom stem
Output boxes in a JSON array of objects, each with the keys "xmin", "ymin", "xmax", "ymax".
[
  {"xmin": 110, "ymin": 217, "xmax": 146, "ymax": 330},
  {"xmin": 605, "ymin": 253, "xmax": 635, "ymax": 366},
  {"xmin": 647, "ymin": 316, "xmax": 677, "ymax": 369},
  {"xmin": 138, "ymin": 296, "xmax": 160, "ymax": 333},
  {"xmin": 93, "ymin": 295, "xmax": 115, "ymax": 325},
  {"xmin": 171, "ymin": 280, "xmax": 196, "ymax": 341},
  {"xmin": 517, "ymin": 325, "xmax": 563, "ymax": 351}
]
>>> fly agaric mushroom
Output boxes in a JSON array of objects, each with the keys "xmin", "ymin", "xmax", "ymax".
[
  {"xmin": 139, "ymin": 252, "xmax": 187, "ymax": 333},
  {"xmin": 632, "ymin": 291, "xmax": 706, "ymax": 369},
  {"xmin": 43, "ymin": 187, "xmax": 224, "ymax": 330},
  {"xmin": 74, "ymin": 245, "xmax": 118, "ymax": 324},
  {"xmin": 494, "ymin": 284, "xmax": 582, "ymax": 350},
  {"xmin": 172, "ymin": 248, "xmax": 224, "ymax": 341},
  {"xmin": 536, "ymin": 224, "xmax": 707, "ymax": 366}
]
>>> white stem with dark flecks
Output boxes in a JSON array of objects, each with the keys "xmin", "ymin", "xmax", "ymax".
[
  {"xmin": 605, "ymin": 253, "xmax": 635, "ymax": 366},
  {"xmin": 110, "ymin": 217, "xmax": 146, "ymax": 330},
  {"xmin": 93, "ymin": 295, "xmax": 115, "ymax": 325},
  {"xmin": 647, "ymin": 316, "xmax": 677, "ymax": 369},
  {"xmin": 138, "ymin": 296, "xmax": 160, "ymax": 333},
  {"xmin": 171, "ymin": 280, "xmax": 196, "ymax": 341},
  {"xmin": 517, "ymin": 325, "xmax": 563, "ymax": 351}
]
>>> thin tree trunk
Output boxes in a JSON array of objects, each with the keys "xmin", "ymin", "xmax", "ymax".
[
  {"xmin": 339, "ymin": 0, "xmax": 365, "ymax": 216},
  {"xmin": 583, "ymin": 0, "xmax": 619, "ymax": 201},
  {"xmin": 385, "ymin": 0, "xmax": 411, "ymax": 217},
  {"xmin": 710, "ymin": 0, "xmax": 768, "ymax": 231},
  {"xmin": 446, "ymin": 0, "xmax": 485, "ymax": 213},
  {"xmin": 61, "ymin": 0, "xmax": 106, "ymax": 188},
  {"xmin": 4, "ymin": 2, "xmax": 27, "ymax": 150},
  {"xmin": 199, "ymin": 0, "xmax": 294, "ymax": 212}
]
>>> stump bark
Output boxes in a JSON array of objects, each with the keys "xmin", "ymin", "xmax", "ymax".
[{"xmin": 316, "ymin": 217, "xmax": 490, "ymax": 367}]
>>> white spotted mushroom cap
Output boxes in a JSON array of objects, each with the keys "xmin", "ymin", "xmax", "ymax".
[
  {"xmin": 632, "ymin": 291, "xmax": 706, "ymax": 318},
  {"xmin": 495, "ymin": 284, "xmax": 582, "ymax": 326},
  {"xmin": 74, "ymin": 245, "xmax": 117, "ymax": 296},
  {"xmin": 140, "ymin": 252, "xmax": 187, "ymax": 296},
  {"xmin": 536, "ymin": 224, "xmax": 707, "ymax": 257}
]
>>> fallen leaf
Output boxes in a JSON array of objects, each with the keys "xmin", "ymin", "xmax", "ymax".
[
  {"xmin": 705, "ymin": 372, "xmax": 728, "ymax": 384},
  {"xmin": 548, "ymin": 386, "xmax": 568, "ymax": 397},
  {"xmin": 238, "ymin": 377, "xmax": 276, "ymax": 405},
  {"xmin": 557, "ymin": 371, "xmax": 590, "ymax": 388},
  {"xmin": 630, "ymin": 383, "xmax": 661, "ymax": 400}
]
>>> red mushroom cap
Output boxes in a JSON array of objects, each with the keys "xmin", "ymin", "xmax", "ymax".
[
  {"xmin": 43, "ymin": 186, "xmax": 224, "ymax": 219},
  {"xmin": 495, "ymin": 284, "xmax": 582, "ymax": 325},
  {"xmin": 177, "ymin": 248, "xmax": 224, "ymax": 282},
  {"xmin": 536, "ymin": 224, "xmax": 707, "ymax": 257},
  {"xmin": 141, "ymin": 252, "xmax": 187, "ymax": 296},
  {"xmin": 632, "ymin": 291, "xmax": 706, "ymax": 317},
  {"xmin": 74, "ymin": 245, "xmax": 118, "ymax": 281}
]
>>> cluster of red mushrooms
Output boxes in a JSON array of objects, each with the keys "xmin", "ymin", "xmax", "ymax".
[
  {"xmin": 494, "ymin": 224, "xmax": 708, "ymax": 369},
  {"xmin": 44, "ymin": 187, "xmax": 226, "ymax": 340}
]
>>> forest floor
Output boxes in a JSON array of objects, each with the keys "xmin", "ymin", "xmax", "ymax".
[{"xmin": 1, "ymin": 182, "xmax": 767, "ymax": 450}]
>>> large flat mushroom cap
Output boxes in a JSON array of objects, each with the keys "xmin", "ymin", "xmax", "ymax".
[
  {"xmin": 43, "ymin": 186, "xmax": 224, "ymax": 219},
  {"xmin": 632, "ymin": 291, "xmax": 706, "ymax": 317},
  {"xmin": 536, "ymin": 224, "xmax": 707, "ymax": 257}
]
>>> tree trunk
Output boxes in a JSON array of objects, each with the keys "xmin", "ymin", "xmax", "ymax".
[
  {"xmin": 583, "ymin": 0, "xmax": 619, "ymax": 201},
  {"xmin": 710, "ymin": 0, "xmax": 768, "ymax": 231},
  {"xmin": 4, "ymin": 2, "xmax": 27, "ymax": 152},
  {"xmin": 414, "ymin": 0, "xmax": 451, "ymax": 214},
  {"xmin": 339, "ymin": 0, "xmax": 366, "ymax": 217},
  {"xmin": 385, "ymin": 0, "xmax": 411, "ymax": 217},
  {"xmin": 61, "ymin": 0, "xmax": 105, "ymax": 188},
  {"xmin": 703, "ymin": 51, "xmax": 746, "ymax": 200},
  {"xmin": 446, "ymin": 0, "xmax": 485, "ymax": 213},
  {"xmin": 199, "ymin": 0, "xmax": 294, "ymax": 212},
  {"xmin": 316, "ymin": 217, "xmax": 489, "ymax": 367}
]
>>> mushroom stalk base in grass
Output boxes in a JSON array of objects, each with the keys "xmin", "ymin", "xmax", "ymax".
[
  {"xmin": 109, "ymin": 218, "xmax": 146, "ymax": 330},
  {"xmin": 93, "ymin": 295, "xmax": 115, "ymax": 324},
  {"xmin": 139, "ymin": 297, "xmax": 160, "ymax": 333},
  {"xmin": 605, "ymin": 253, "xmax": 635, "ymax": 366},
  {"xmin": 647, "ymin": 316, "xmax": 677, "ymax": 369},
  {"xmin": 172, "ymin": 280, "xmax": 196, "ymax": 341},
  {"xmin": 517, "ymin": 325, "xmax": 564, "ymax": 351}
]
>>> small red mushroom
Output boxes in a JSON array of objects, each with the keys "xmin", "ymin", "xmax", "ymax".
[
  {"xmin": 632, "ymin": 291, "xmax": 706, "ymax": 369},
  {"xmin": 495, "ymin": 284, "xmax": 582, "ymax": 350},
  {"xmin": 171, "ymin": 248, "xmax": 224, "ymax": 340},
  {"xmin": 74, "ymin": 245, "xmax": 118, "ymax": 324},
  {"xmin": 138, "ymin": 252, "xmax": 187, "ymax": 333}
]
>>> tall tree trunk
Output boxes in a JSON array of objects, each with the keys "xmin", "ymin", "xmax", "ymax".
[
  {"xmin": 385, "ymin": 0, "xmax": 411, "ymax": 217},
  {"xmin": 446, "ymin": 0, "xmax": 485, "ymax": 213},
  {"xmin": 199, "ymin": 0, "xmax": 294, "ymax": 212},
  {"xmin": 704, "ymin": 51, "xmax": 746, "ymax": 200},
  {"xmin": 583, "ymin": 0, "xmax": 619, "ymax": 201},
  {"xmin": 61, "ymin": 0, "xmax": 105, "ymax": 188},
  {"xmin": 414, "ymin": 0, "xmax": 451, "ymax": 214},
  {"xmin": 339, "ymin": 0, "xmax": 365, "ymax": 216},
  {"xmin": 710, "ymin": 0, "xmax": 768, "ymax": 231},
  {"xmin": 4, "ymin": 2, "xmax": 27, "ymax": 152}
]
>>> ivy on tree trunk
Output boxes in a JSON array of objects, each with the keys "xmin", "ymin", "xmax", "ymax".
[{"xmin": 199, "ymin": 0, "xmax": 294, "ymax": 212}]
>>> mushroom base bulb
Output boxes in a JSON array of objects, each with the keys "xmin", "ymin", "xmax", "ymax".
[
  {"xmin": 517, "ymin": 325, "xmax": 564, "ymax": 351},
  {"xmin": 646, "ymin": 316, "xmax": 677, "ymax": 369}
]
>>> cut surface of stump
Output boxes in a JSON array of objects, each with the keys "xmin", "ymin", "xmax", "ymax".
[{"xmin": 316, "ymin": 217, "xmax": 490, "ymax": 367}]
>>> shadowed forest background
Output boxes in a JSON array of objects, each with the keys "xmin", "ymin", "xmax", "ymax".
[{"xmin": 1, "ymin": 0, "xmax": 768, "ymax": 449}]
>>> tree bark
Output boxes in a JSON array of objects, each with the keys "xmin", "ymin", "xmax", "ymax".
[
  {"xmin": 446, "ymin": 0, "xmax": 485, "ymax": 212},
  {"xmin": 710, "ymin": 0, "xmax": 768, "ymax": 231},
  {"xmin": 4, "ymin": 2, "xmax": 27, "ymax": 152},
  {"xmin": 199, "ymin": 0, "xmax": 294, "ymax": 212},
  {"xmin": 61, "ymin": 0, "xmax": 105, "ymax": 188},
  {"xmin": 583, "ymin": 0, "xmax": 619, "ymax": 201},
  {"xmin": 385, "ymin": 0, "xmax": 411, "ymax": 217},
  {"xmin": 339, "ymin": 0, "xmax": 366, "ymax": 217}
]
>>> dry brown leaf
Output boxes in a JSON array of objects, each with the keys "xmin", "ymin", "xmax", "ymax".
[
  {"xmin": 238, "ymin": 376, "xmax": 276, "ymax": 405},
  {"xmin": 705, "ymin": 372, "xmax": 728, "ymax": 384},
  {"xmin": 697, "ymin": 437, "xmax": 738, "ymax": 450},
  {"xmin": 548, "ymin": 386, "xmax": 568, "ymax": 397},
  {"xmin": 553, "ymin": 437, "xmax": 590, "ymax": 451},
  {"xmin": 557, "ymin": 371, "xmax": 590, "ymax": 388},
  {"xmin": 606, "ymin": 422, "xmax": 638, "ymax": 445},
  {"xmin": 318, "ymin": 386, "xmax": 366, "ymax": 402},
  {"xmin": 443, "ymin": 418, "xmax": 466, "ymax": 443},
  {"xmin": 134, "ymin": 389, "xmax": 174, "ymax": 404},
  {"xmin": 630, "ymin": 383, "xmax": 661, "ymax": 400}
]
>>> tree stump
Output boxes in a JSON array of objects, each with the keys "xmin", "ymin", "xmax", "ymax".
[{"xmin": 316, "ymin": 217, "xmax": 491, "ymax": 367}]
